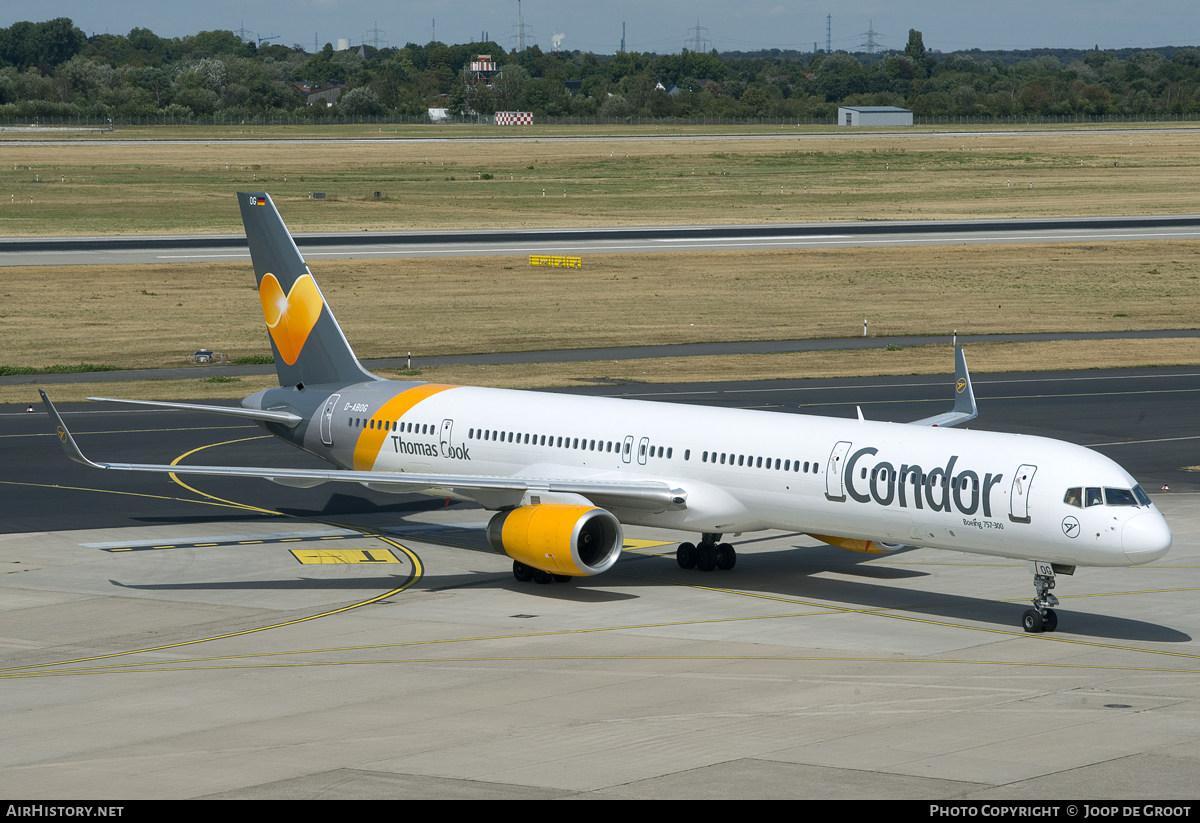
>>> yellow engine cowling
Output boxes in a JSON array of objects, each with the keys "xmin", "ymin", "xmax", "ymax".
[
  {"xmin": 808, "ymin": 534, "xmax": 904, "ymax": 554},
  {"xmin": 487, "ymin": 504, "xmax": 623, "ymax": 576}
]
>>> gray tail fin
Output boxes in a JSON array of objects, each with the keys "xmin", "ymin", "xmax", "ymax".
[{"xmin": 238, "ymin": 192, "xmax": 375, "ymax": 388}]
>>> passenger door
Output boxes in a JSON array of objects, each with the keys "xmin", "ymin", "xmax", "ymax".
[
  {"xmin": 1009, "ymin": 464, "xmax": 1037, "ymax": 523},
  {"xmin": 622, "ymin": 435, "xmax": 634, "ymax": 464},
  {"xmin": 825, "ymin": 441, "xmax": 853, "ymax": 501},
  {"xmin": 319, "ymin": 393, "xmax": 341, "ymax": 446}
]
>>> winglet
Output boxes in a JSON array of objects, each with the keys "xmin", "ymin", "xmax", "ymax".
[
  {"xmin": 951, "ymin": 344, "xmax": 978, "ymax": 421},
  {"xmin": 909, "ymin": 345, "xmax": 978, "ymax": 428},
  {"xmin": 40, "ymin": 391, "xmax": 106, "ymax": 469}
]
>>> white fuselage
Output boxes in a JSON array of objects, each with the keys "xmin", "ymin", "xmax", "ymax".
[{"xmin": 305, "ymin": 381, "xmax": 1173, "ymax": 569}]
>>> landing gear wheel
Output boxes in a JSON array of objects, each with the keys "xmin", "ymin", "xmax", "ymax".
[
  {"xmin": 1042, "ymin": 608, "xmax": 1058, "ymax": 632},
  {"xmin": 553, "ymin": 574, "xmax": 573, "ymax": 583},
  {"xmin": 512, "ymin": 561, "xmax": 533, "ymax": 582},
  {"xmin": 676, "ymin": 542, "xmax": 697, "ymax": 569},
  {"xmin": 715, "ymin": 543, "xmax": 737, "ymax": 570},
  {"xmin": 1022, "ymin": 609, "xmax": 1044, "ymax": 633},
  {"xmin": 533, "ymin": 569, "xmax": 554, "ymax": 585},
  {"xmin": 695, "ymin": 543, "xmax": 717, "ymax": 572}
]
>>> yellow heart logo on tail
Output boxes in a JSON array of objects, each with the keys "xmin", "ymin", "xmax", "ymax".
[{"xmin": 259, "ymin": 273, "xmax": 323, "ymax": 365}]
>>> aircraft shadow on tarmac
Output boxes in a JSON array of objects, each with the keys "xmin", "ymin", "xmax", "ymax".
[
  {"xmin": 404, "ymin": 535, "xmax": 1191, "ymax": 644},
  {"xmin": 103, "ymin": 497, "xmax": 1191, "ymax": 643}
]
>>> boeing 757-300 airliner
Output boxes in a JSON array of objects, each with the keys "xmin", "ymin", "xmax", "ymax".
[{"xmin": 41, "ymin": 192, "xmax": 1173, "ymax": 633}]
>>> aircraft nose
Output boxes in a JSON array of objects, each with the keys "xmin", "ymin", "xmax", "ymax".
[{"xmin": 1123, "ymin": 511, "xmax": 1172, "ymax": 564}]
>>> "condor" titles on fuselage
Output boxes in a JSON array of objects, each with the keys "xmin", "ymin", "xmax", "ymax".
[{"xmin": 843, "ymin": 446, "xmax": 1003, "ymax": 517}]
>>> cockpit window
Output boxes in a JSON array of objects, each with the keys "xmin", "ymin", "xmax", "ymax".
[
  {"xmin": 1085, "ymin": 487, "xmax": 1104, "ymax": 507},
  {"xmin": 1064, "ymin": 488, "xmax": 1082, "ymax": 508},
  {"xmin": 1133, "ymin": 485, "xmax": 1152, "ymax": 506},
  {"xmin": 1105, "ymin": 488, "xmax": 1138, "ymax": 507}
]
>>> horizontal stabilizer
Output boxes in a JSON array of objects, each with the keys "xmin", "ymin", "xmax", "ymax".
[
  {"xmin": 87, "ymin": 397, "xmax": 302, "ymax": 427},
  {"xmin": 909, "ymin": 345, "xmax": 978, "ymax": 428}
]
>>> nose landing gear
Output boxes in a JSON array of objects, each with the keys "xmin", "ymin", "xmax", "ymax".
[
  {"xmin": 1022, "ymin": 561, "xmax": 1070, "ymax": 632},
  {"xmin": 677, "ymin": 534, "xmax": 737, "ymax": 571}
]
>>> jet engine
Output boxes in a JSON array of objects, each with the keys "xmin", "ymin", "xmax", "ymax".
[{"xmin": 487, "ymin": 504, "xmax": 623, "ymax": 576}]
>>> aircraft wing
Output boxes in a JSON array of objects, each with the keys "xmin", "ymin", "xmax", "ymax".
[
  {"xmin": 42, "ymin": 392, "xmax": 685, "ymax": 512},
  {"xmin": 908, "ymin": 345, "xmax": 978, "ymax": 428}
]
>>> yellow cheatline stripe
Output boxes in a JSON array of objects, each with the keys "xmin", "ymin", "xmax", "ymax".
[{"xmin": 353, "ymin": 383, "xmax": 457, "ymax": 471}]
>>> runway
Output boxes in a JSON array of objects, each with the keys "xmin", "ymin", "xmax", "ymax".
[
  {"xmin": 4, "ymin": 214, "xmax": 1200, "ymax": 266},
  {"xmin": 4, "ymin": 125, "xmax": 1199, "ymax": 147},
  {"xmin": 3, "ymin": 367, "xmax": 1200, "ymax": 798}
]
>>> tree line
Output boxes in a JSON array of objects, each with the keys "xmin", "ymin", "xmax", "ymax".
[{"xmin": 2, "ymin": 20, "xmax": 1199, "ymax": 121}]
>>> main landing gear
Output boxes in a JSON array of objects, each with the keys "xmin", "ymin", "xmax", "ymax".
[
  {"xmin": 676, "ymin": 534, "xmax": 737, "ymax": 572},
  {"xmin": 1022, "ymin": 562, "xmax": 1061, "ymax": 633},
  {"xmin": 512, "ymin": 561, "xmax": 572, "ymax": 585}
]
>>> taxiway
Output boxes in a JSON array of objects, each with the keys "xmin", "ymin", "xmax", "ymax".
[{"xmin": 3, "ymin": 368, "xmax": 1200, "ymax": 798}]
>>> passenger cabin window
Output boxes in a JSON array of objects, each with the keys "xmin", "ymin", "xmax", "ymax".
[{"xmin": 1064, "ymin": 488, "xmax": 1082, "ymax": 508}]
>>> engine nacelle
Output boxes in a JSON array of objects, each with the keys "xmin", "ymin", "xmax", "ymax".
[
  {"xmin": 808, "ymin": 533, "xmax": 904, "ymax": 554},
  {"xmin": 487, "ymin": 504, "xmax": 623, "ymax": 576}
]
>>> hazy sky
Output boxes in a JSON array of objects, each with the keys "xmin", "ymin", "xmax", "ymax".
[{"xmin": 3, "ymin": 1, "xmax": 1197, "ymax": 55}]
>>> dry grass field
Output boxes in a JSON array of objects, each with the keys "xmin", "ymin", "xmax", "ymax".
[
  {"xmin": 0, "ymin": 241, "xmax": 1197, "ymax": 372},
  {"xmin": 2, "ymin": 126, "xmax": 1198, "ymax": 397},
  {"xmin": 2, "ymin": 129, "xmax": 1200, "ymax": 235}
]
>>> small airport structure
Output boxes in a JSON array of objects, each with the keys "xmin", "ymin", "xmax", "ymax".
[{"xmin": 837, "ymin": 105, "xmax": 914, "ymax": 127}]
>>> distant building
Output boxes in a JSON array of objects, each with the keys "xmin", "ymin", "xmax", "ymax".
[
  {"xmin": 428, "ymin": 107, "xmax": 450, "ymax": 122},
  {"xmin": 837, "ymin": 106, "xmax": 913, "ymax": 127},
  {"xmin": 292, "ymin": 82, "xmax": 345, "ymax": 107}
]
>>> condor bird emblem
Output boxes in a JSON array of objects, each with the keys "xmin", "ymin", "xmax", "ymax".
[{"xmin": 1062, "ymin": 516, "xmax": 1080, "ymax": 538}]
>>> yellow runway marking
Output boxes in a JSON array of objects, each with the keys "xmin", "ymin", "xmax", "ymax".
[
  {"xmin": 6, "ymin": 654, "xmax": 1200, "ymax": 681},
  {"xmin": 0, "ymin": 435, "xmax": 425, "ymax": 676},
  {"xmin": 166, "ymin": 435, "xmax": 281, "ymax": 515},
  {"xmin": 622, "ymin": 539, "xmax": 675, "ymax": 550},
  {"xmin": 0, "ymin": 532, "xmax": 421, "ymax": 676},
  {"xmin": 291, "ymin": 548, "xmax": 400, "ymax": 564},
  {"xmin": 8, "ymin": 581, "xmax": 1200, "ymax": 681},
  {"xmin": 0, "ymin": 479, "xmax": 259, "ymax": 511}
]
